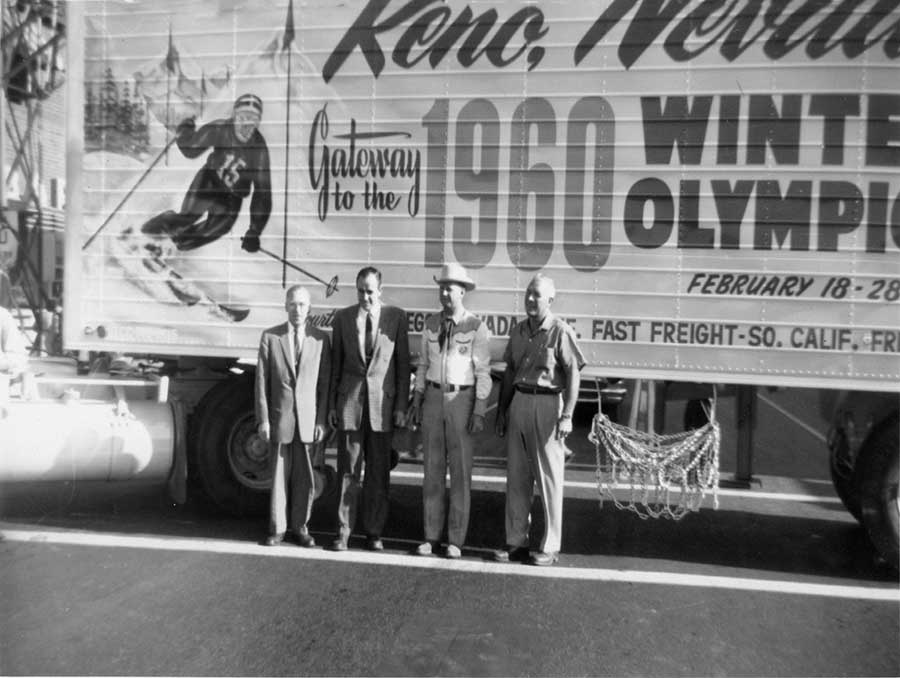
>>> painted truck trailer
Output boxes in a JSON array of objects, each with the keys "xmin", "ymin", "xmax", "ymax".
[{"xmin": 52, "ymin": 0, "xmax": 899, "ymax": 564}]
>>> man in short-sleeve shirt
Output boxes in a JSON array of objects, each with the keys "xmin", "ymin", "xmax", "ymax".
[{"xmin": 494, "ymin": 274, "xmax": 585, "ymax": 566}]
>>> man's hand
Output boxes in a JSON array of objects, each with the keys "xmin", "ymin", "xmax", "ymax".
[
  {"xmin": 241, "ymin": 230, "xmax": 261, "ymax": 253},
  {"xmin": 467, "ymin": 413, "xmax": 485, "ymax": 434},
  {"xmin": 313, "ymin": 424, "xmax": 325, "ymax": 443},
  {"xmin": 495, "ymin": 410, "xmax": 507, "ymax": 438},
  {"xmin": 258, "ymin": 421, "xmax": 270, "ymax": 444},
  {"xmin": 393, "ymin": 410, "xmax": 406, "ymax": 428},
  {"xmin": 327, "ymin": 409, "xmax": 338, "ymax": 429},
  {"xmin": 312, "ymin": 442, "xmax": 326, "ymax": 468},
  {"xmin": 556, "ymin": 414, "xmax": 573, "ymax": 441},
  {"xmin": 408, "ymin": 398, "xmax": 423, "ymax": 430}
]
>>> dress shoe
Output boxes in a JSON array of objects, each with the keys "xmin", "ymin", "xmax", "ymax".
[
  {"xmin": 413, "ymin": 542, "xmax": 435, "ymax": 556},
  {"xmin": 531, "ymin": 551, "xmax": 559, "ymax": 566},
  {"xmin": 293, "ymin": 533, "xmax": 316, "ymax": 548},
  {"xmin": 445, "ymin": 544, "xmax": 462, "ymax": 559},
  {"xmin": 330, "ymin": 538, "xmax": 348, "ymax": 552},
  {"xmin": 366, "ymin": 537, "xmax": 384, "ymax": 552},
  {"xmin": 492, "ymin": 546, "xmax": 530, "ymax": 563},
  {"xmin": 264, "ymin": 533, "xmax": 286, "ymax": 546}
]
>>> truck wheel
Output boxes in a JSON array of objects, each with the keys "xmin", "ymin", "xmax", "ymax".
[
  {"xmin": 192, "ymin": 376, "xmax": 269, "ymax": 516},
  {"xmin": 856, "ymin": 414, "xmax": 899, "ymax": 570},
  {"xmin": 829, "ymin": 427, "xmax": 862, "ymax": 523}
]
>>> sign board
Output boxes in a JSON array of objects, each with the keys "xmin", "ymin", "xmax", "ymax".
[{"xmin": 65, "ymin": 0, "xmax": 900, "ymax": 390}]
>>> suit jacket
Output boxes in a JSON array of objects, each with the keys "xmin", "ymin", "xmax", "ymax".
[
  {"xmin": 255, "ymin": 321, "xmax": 331, "ymax": 445},
  {"xmin": 330, "ymin": 304, "xmax": 410, "ymax": 432}
]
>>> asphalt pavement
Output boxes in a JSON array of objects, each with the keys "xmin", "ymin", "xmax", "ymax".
[{"xmin": 1, "ymin": 387, "xmax": 898, "ymax": 676}]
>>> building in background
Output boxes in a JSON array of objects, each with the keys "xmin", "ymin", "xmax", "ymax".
[{"xmin": 1, "ymin": 0, "xmax": 67, "ymax": 347}]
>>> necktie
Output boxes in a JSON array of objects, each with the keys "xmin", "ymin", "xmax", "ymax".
[
  {"xmin": 293, "ymin": 329, "xmax": 301, "ymax": 370},
  {"xmin": 364, "ymin": 312, "xmax": 374, "ymax": 364},
  {"xmin": 439, "ymin": 318, "xmax": 453, "ymax": 351}
]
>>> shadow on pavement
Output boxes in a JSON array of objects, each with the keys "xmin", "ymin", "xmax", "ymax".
[{"xmin": 2, "ymin": 476, "xmax": 894, "ymax": 586}]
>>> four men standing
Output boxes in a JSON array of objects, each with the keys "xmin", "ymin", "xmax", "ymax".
[{"xmin": 255, "ymin": 268, "xmax": 583, "ymax": 565}]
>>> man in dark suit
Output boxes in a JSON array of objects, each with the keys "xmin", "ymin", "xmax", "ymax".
[
  {"xmin": 256, "ymin": 285, "xmax": 331, "ymax": 546},
  {"xmin": 328, "ymin": 266, "xmax": 410, "ymax": 551}
]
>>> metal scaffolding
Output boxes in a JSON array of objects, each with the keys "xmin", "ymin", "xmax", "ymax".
[{"xmin": 1, "ymin": 0, "xmax": 66, "ymax": 353}]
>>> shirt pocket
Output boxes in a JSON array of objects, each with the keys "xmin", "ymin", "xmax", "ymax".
[
  {"xmin": 452, "ymin": 330, "xmax": 476, "ymax": 356},
  {"xmin": 537, "ymin": 347, "xmax": 557, "ymax": 371},
  {"xmin": 454, "ymin": 339, "xmax": 473, "ymax": 357}
]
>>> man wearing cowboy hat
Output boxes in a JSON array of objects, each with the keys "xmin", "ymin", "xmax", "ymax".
[{"xmin": 408, "ymin": 263, "xmax": 491, "ymax": 559}]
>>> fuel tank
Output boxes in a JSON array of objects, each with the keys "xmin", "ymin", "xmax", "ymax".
[{"xmin": 0, "ymin": 371, "xmax": 176, "ymax": 483}]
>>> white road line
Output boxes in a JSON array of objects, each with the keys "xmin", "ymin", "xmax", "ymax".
[
  {"xmin": 2, "ymin": 528, "xmax": 896, "ymax": 603},
  {"xmin": 757, "ymin": 393, "xmax": 828, "ymax": 443},
  {"xmin": 392, "ymin": 471, "xmax": 843, "ymax": 504}
]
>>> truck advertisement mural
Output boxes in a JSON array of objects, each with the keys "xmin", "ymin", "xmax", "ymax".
[{"xmin": 65, "ymin": 0, "xmax": 900, "ymax": 390}]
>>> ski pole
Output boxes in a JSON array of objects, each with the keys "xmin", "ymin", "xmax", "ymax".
[
  {"xmin": 82, "ymin": 134, "xmax": 182, "ymax": 251},
  {"xmin": 258, "ymin": 246, "xmax": 339, "ymax": 297}
]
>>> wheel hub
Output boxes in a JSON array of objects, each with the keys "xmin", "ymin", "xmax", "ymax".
[{"xmin": 226, "ymin": 413, "xmax": 271, "ymax": 491}]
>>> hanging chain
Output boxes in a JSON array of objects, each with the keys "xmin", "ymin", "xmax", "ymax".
[{"xmin": 590, "ymin": 411, "xmax": 721, "ymax": 521}]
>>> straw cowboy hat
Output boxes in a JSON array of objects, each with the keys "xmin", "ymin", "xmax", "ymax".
[{"xmin": 433, "ymin": 262, "xmax": 475, "ymax": 291}]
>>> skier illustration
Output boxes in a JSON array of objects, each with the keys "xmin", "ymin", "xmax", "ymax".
[
  {"xmin": 139, "ymin": 92, "xmax": 272, "ymax": 259},
  {"xmin": 111, "ymin": 93, "xmax": 272, "ymax": 320}
]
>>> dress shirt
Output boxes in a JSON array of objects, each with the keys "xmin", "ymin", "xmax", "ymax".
[
  {"xmin": 503, "ymin": 312, "xmax": 585, "ymax": 391},
  {"xmin": 290, "ymin": 323, "xmax": 305, "ymax": 369},
  {"xmin": 356, "ymin": 303, "xmax": 381, "ymax": 362},
  {"xmin": 415, "ymin": 309, "xmax": 491, "ymax": 415}
]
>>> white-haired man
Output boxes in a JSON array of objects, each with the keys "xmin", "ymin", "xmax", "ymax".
[
  {"xmin": 494, "ymin": 274, "xmax": 584, "ymax": 566},
  {"xmin": 255, "ymin": 285, "xmax": 331, "ymax": 547}
]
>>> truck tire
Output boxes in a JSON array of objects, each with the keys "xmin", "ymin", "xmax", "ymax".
[
  {"xmin": 191, "ymin": 375, "xmax": 269, "ymax": 516},
  {"xmin": 829, "ymin": 427, "xmax": 863, "ymax": 523},
  {"xmin": 855, "ymin": 414, "xmax": 899, "ymax": 570}
]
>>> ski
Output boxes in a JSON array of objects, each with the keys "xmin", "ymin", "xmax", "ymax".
[
  {"xmin": 111, "ymin": 228, "xmax": 250, "ymax": 322},
  {"xmin": 208, "ymin": 301, "xmax": 251, "ymax": 323},
  {"xmin": 150, "ymin": 256, "xmax": 251, "ymax": 323},
  {"xmin": 142, "ymin": 253, "xmax": 202, "ymax": 305}
]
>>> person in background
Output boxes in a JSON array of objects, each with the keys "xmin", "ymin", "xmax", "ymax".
[
  {"xmin": 0, "ymin": 304, "xmax": 28, "ymax": 378},
  {"xmin": 328, "ymin": 267, "xmax": 410, "ymax": 552},
  {"xmin": 255, "ymin": 285, "xmax": 331, "ymax": 547},
  {"xmin": 408, "ymin": 263, "xmax": 491, "ymax": 559},
  {"xmin": 0, "ymin": 267, "xmax": 13, "ymax": 309},
  {"xmin": 493, "ymin": 274, "xmax": 584, "ymax": 566}
]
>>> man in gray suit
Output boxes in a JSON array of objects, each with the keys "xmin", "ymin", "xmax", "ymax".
[
  {"xmin": 328, "ymin": 266, "xmax": 410, "ymax": 551},
  {"xmin": 256, "ymin": 285, "xmax": 331, "ymax": 546}
]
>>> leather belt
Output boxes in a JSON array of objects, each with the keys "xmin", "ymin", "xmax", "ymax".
[
  {"xmin": 515, "ymin": 384, "xmax": 561, "ymax": 396},
  {"xmin": 428, "ymin": 380, "xmax": 472, "ymax": 392}
]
